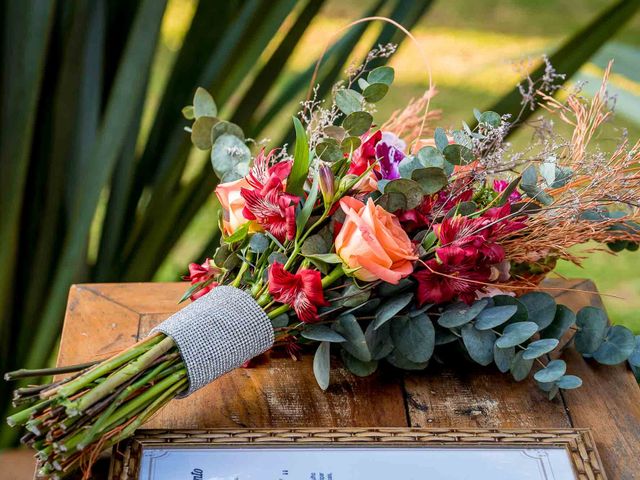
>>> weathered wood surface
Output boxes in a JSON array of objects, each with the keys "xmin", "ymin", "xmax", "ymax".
[{"xmin": 55, "ymin": 280, "xmax": 640, "ymax": 479}]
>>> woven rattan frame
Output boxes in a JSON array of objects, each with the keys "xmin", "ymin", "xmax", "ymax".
[{"xmin": 109, "ymin": 428, "xmax": 606, "ymax": 480}]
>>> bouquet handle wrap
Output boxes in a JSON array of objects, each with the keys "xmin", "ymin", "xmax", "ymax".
[{"xmin": 150, "ymin": 286, "xmax": 274, "ymax": 397}]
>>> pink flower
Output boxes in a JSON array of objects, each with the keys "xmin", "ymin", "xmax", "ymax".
[
  {"xmin": 493, "ymin": 179, "xmax": 522, "ymax": 202},
  {"xmin": 268, "ymin": 263, "xmax": 329, "ymax": 323}
]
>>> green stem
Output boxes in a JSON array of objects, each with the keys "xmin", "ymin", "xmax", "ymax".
[
  {"xmin": 65, "ymin": 336, "xmax": 175, "ymax": 416},
  {"xmin": 4, "ymin": 361, "xmax": 99, "ymax": 381}
]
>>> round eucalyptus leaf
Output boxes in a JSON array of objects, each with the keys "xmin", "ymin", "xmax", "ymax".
[
  {"xmin": 540, "ymin": 304, "xmax": 576, "ymax": 340},
  {"xmin": 342, "ymin": 111, "xmax": 373, "ymax": 136},
  {"xmin": 519, "ymin": 292, "xmax": 557, "ymax": 330},
  {"xmin": 510, "ymin": 350, "xmax": 534, "ymax": 381},
  {"xmin": 193, "ymin": 87, "xmax": 217, "ymax": 118},
  {"xmin": 592, "ymin": 325, "xmax": 636, "ymax": 365},
  {"xmin": 495, "ymin": 321, "xmax": 538, "ymax": 348},
  {"xmin": 390, "ymin": 314, "xmax": 435, "ymax": 363},
  {"xmin": 341, "ymin": 136, "xmax": 362, "ymax": 153},
  {"xmin": 335, "ymin": 88, "xmax": 363, "ymax": 115},
  {"xmin": 475, "ymin": 305, "xmax": 518, "ymax": 330},
  {"xmin": 363, "ymin": 82, "xmax": 389, "ymax": 103},
  {"xmin": 398, "ymin": 156, "xmax": 423, "ymax": 179},
  {"xmin": 522, "ymin": 338, "xmax": 559, "ymax": 360},
  {"xmin": 332, "ymin": 314, "xmax": 371, "ymax": 362},
  {"xmin": 270, "ymin": 313, "xmax": 289, "ymax": 328},
  {"xmin": 494, "ymin": 344, "xmax": 515, "ymax": 373},
  {"xmin": 367, "ymin": 66, "xmax": 394, "ymax": 86},
  {"xmin": 434, "ymin": 128, "xmax": 449, "ymax": 152},
  {"xmin": 411, "ymin": 167, "xmax": 448, "ymax": 195},
  {"xmin": 316, "ymin": 139, "xmax": 343, "ymax": 162},
  {"xmin": 377, "ymin": 278, "xmax": 413, "ymax": 297},
  {"xmin": 210, "ymin": 134, "xmax": 251, "ymax": 183},
  {"xmin": 211, "ymin": 120, "xmax": 245, "ymax": 144},
  {"xmin": 343, "ymin": 298, "xmax": 381, "ymax": 316},
  {"xmin": 575, "ymin": 306, "xmax": 608, "ymax": 354},
  {"xmin": 416, "ymin": 146, "xmax": 445, "ymax": 169},
  {"xmin": 461, "ymin": 324, "xmax": 496, "ymax": 366},
  {"xmin": 443, "ymin": 144, "xmax": 474, "ymax": 165},
  {"xmin": 313, "ymin": 342, "xmax": 331, "ymax": 390},
  {"xmin": 376, "ymin": 192, "xmax": 407, "ymax": 212},
  {"xmin": 365, "ymin": 321, "xmax": 394, "ymax": 360},
  {"xmin": 556, "ymin": 375, "xmax": 582, "ymax": 390},
  {"xmin": 340, "ymin": 349, "xmax": 378, "ymax": 377},
  {"xmin": 373, "ymin": 292, "xmax": 414, "ymax": 329},
  {"xmin": 340, "ymin": 282, "xmax": 371, "ymax": 308},
  {"xmin": 302, "ymin": 324, "xmax": 346, "ymax": 343},
  {"xmin": 438, "ymin": 299, "xmax": 489, "ymax": 329},
  {"xmin": 479, "ymin": 111, "xmax": 501, "ymax": 127},
  {"xmin": 533, "ymin": 359, "xmax": 566, "ymax": 383},
  {"xmin": 182, "ymin": 105, "xmax": 195, "ymax": 120},
  {"xmin": 384, "ymin": 179, "xmax": 424, "ymax": 209},
  {"xmin": 492, "ymin": 295, "xmax": 528, "ymax": 324},
  {"xmin": 191, "ymin": 116, "xmax": 217, "ymax": 150},
  {"xmin": 324, "ymin": 125, "xmax": 346, "ymax": 141},
  {"xmin": 248, "ymin": 233, "xmax": 269, "ymax": 253},
  {"xmin": 386, "ymin": 349, "xmax": 429, "ymax": 371}
]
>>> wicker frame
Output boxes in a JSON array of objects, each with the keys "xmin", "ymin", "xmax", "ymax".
[{"xmin": 109, "ymin": 428, "xmax": 606, "ymax": 480}]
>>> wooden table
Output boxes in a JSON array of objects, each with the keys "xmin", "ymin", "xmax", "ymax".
[{"xmin": 54, "ymin": 279, "xmax": 640, "ymax": 479}]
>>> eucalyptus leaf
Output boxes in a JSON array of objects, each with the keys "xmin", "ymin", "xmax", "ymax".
[
  {"xmin": 313, "ymin": 342, "xmax": 331, "ymax": 390},
  {"xmin": 435, "ymin": 326, "xmax": 458, "ymax": 345},
  {"xmin": 333, "ymin": 314, "xmax": 370, "ymax": 362},
  {"xmin": 384, "ymin": 179, "xmax": 424, "ymax": 210},
  {"xmin": 367, "ymin": 66, "xmax": 394, "ymax": 85},
  {"xmin": 248, "ymin": 233, "xmax": 269, "ymax": 253},
  {"xmin": 191, "ymin": 116, "xmax": 217, "ymax": 150},
  {"xmin": 479, "ymin": 110, "xmax": 501, "ymax": 127},
  {"xmin": 434, "ymin": 128, "xmax": 448, "ymax": 152},
  {"xmin": 575, "ymin": 306, "xmax": 608, "ymax": 354},
  {"xmin": 270, "ymin": 313, "xmax": 289, "ymax": 329},
  {"xmin": 377, "ymin": 192, "xmax": 407, "ymax": 212},
  {"xmin": 302, "ymin": 325, "xmax": 346, "ymax": 343},
  {"xmin": 510, "ymin": 351, "xmax": 534, "ymax": 381},
  {"xmin": 324, "ymin": 125, "xmax": 346, "ymax": 141},
  {"xmin": 556, "ymin": 375, "xmax": 582, "ymax": 389},
  {"xmin": 342, "ymin": 111, "xmax": 372, "ymax": 136},
  {"xmin": 363, "ymin": 82, "xmax": 389, "ymax": 102},
  {"xmin": 341, "ymin": 349, "xmax": 378, "ymax": 377},
  {"xmin": 592, "ymin": 325, "xmax": 635, "ymax": 365},
  {"xmin": 301, "ymin": 234, "xmax": 329, "ymax": 256},
  {"xmin": 416, "ymin": 146, "xmax": 446, "ymax": 169},
  {"xmin": 373, "ymin": 292, "xmax": 414, "ymax": 329},
  {"xmin": 496, "ymin": 321, "xmax": 538, "ymax": 348},
  {"xmin": 335, "ymin": 88, "xmax": 363, "ymax": 115},
  {"xmin": 378, "ymin": 278, "xmax": 413, "ymax": 297},
  {"xmin": 193, "ymin": 87, "xmax": 217, "ymax": 118},
  {"xmin": 629, "ymin": 335, "xmax": 640, "ymax": 367},
  {"xmin": 316, "ymin": 139, "xmax": 343, "ymax": 162},
  {"xmin": 519, "ymin": 291, "xmax": 556, "ymax": 330},
  {"xmin": 386, "ymin": 349, "xmax": 428, "ymax": 371},
  {"xmin": 411, "ymin": 167, "xmax": 448, "ymax": 195},
  {"xmin": 461, "ymin": 324, "xmax": 496, "ymax": 366},
  {"xmin": 494, "ymin": 345, "xmax": 515, "ymax": 373},
  {"xmin": 443, "ymin": 144, "xmax": 474, "ymax": 165},
  {"xmin": 210, "ymin": 120, "xmax": 244, "ymax": 144},
  {"xmin": 474, "ymin": 305, "xmax": 518, "ymax": 330},
  {"xmin": 492, "ymin": 295, "xmax": 528, "ymax": 323},
  {"xmin": 522, "ymin": 338, "xmax": 559, "ymax": 360},
  {"xmin": 438, "ymin": 299, "xmax": 488, "ymax": 328},
  {"xmin": 390, "ymin": 314, "xmax": 435, "ymax": 363},
  {"xmin": 210, "ymin": 134, "xmax": 251, "ymax": 182},
  {"xmin": 341, "ymin": 136, "xmax": 362, "ymax": 153},
  {"xmin": 365, "ymin": 321, "xmax": 394, "ymax": 360},
  {"xmin": 533, "ymin": 359, "xmax": 566, "ymax": 383},
  {"xmin": 540, "ymin": 304, "xmax": 576, "ymax": 340}
]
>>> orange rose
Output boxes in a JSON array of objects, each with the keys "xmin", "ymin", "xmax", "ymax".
[
  {"xmin": 215, "ymin": 177, "xmax": 251, "ymax": 235},
  {"xmin": 335, "ymin": 197, "xmax": 417, "ymax": 284}
]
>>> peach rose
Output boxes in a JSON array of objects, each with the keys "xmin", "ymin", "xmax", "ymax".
[
  {"xmin": 335, "ymin": 197, "xmax": 417, "ymax": 284},
  {"xmin": 215, "ymin": 177, "xmax": 252, "ymax": 235}
]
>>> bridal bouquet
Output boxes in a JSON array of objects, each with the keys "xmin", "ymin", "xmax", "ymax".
[{"xmin": 6, "ymin": 48, "xmax": 640, "ymax": 478}]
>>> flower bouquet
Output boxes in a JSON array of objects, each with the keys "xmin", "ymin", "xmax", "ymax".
[{"xmin": 6, "ymin": 45, "xmax": 640, "ymax": 478}]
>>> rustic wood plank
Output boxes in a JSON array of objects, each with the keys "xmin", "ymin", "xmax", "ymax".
[
  {"xmin": 552, "ymin": 280, "xmax": 640, "ymax": 480},
  {"xmin": 58, "ymin": 283, "xmax": 407, "ymax": 430}
]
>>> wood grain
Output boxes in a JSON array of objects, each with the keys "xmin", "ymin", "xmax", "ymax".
[{"xmin": 54, "ymin": 280, "xmax": 639, "ymax": 480}]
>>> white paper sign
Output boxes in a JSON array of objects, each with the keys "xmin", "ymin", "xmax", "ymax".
[{"xmin": 138, "ymin": 446, "xmax": 576, "ymax": 480}]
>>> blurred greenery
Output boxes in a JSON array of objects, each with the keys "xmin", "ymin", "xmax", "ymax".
[{"xmin": 1, "ymin": 0, "xmax": 639, "ymax": 448}]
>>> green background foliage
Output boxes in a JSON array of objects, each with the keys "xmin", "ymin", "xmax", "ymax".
[{"xmin": 1, "ymin": 0, "xmax": 639, "ymax": 446}]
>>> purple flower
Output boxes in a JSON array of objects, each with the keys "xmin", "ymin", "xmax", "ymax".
[
  {"xmin": 493, "ymin": 179, "xmax": 522, "ymax": 202},
  {"xmin": 375, "ymin": 132, "xmax": 406, "ymax": 180}
]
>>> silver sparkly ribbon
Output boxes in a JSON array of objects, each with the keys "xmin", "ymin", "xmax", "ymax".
[{"xmin": 151, "ymin": 286, "xmax": 274, "ymax": 396}]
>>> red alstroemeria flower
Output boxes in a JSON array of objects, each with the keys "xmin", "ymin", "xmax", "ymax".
[
  {"xmin": 241, "ymin": 149, "xmax": 299, "ymax": 242},
  {"xmin": 182, "ymin": 258, "xmax": 220, "ymax": 301},
  {"xmin": 268, "ymin": 262, "xmax": 329, "ymax": 323},
  {"xmin": 434, "ymin": 215, "xmax": 503, "ymax": 263},
  {"xmin": 414, "ymin": 248, "xmax": 491, "ymax": 305}
]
